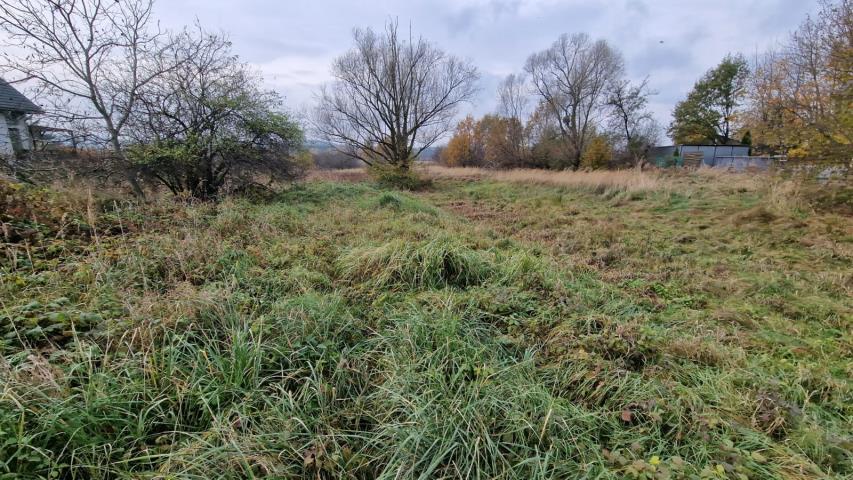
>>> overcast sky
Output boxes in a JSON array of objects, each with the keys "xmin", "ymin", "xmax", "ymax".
[{"xmin": 147, "ymin": 1, "xmax": 819, "ymax": 136}]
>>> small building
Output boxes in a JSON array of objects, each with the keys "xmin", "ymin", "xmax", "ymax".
[
  {"xmin": 650, "ymin": 144, "xmax": 753, "ymax": 169},
  {"xmin": 679, "ymin": 145, "xmax": 751, "ymax": 167},
  {"xmin": 0, "ymin": 78, "xmax": 43, "ymax": 157}
]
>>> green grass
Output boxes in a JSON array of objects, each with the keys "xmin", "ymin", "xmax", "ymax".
[{"xmin": 0, "ymin": 172, "xmax": 850, "ymax": 479}]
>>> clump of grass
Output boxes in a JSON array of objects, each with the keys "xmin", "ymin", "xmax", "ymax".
[
  {"xmin": 665, "ymin": 336, "xmax": 737, "ymax": 367},
  {"xmin": 369, "ymin": 164, "xmax": 432, "ymax": 190},
  {"xmin": 339, "ymin": 236, "xmax": 493, "ymax": 290},
  {"xmin": 363, "ymin": 307, "xmax": 609, "ymax": 479},
  {"xmin": 731, "ymin": 206, "xmax": 779, "ymax": 225},
  {"xmin": 340, "ymin": 236, "xmax": 561, "ymax": 295},
  {"xmin": 763, "ymin": 178, "xmax": 809, "ymax": 217},
  {"xmin": 494, "ymin": 250, "xmax": 560, "ymax": 292},
  {"xmin": 369, "ymin": 191, "xmax": 439, "ymax": 215}
]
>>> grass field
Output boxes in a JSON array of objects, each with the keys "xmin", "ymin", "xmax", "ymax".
[{"xmin": 1, "ymin": 168, "xmax": 851, "ymax": 479}]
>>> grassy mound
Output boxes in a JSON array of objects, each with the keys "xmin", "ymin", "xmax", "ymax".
[
  {"xmin": 339, "ymin": 237, "xmax": 494, "ymax": 290},
  {"xmin": 369, "ymin": 191, "xmax": 439, "ymax": 215},
  {"xmin": 339, "ymin": 235, "xmax": 557, "ymax": 295},
  {"xmin": 368, "ymin": 164, "xmax": 433, "ymax": 191}
]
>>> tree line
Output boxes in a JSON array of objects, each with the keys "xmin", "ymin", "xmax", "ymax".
[
  {"xmin": 742, "ymin": 0, "xmax": 851, "ymax": 160},
  {"xmin": 443, "ymin": 0, "xmax": 850, "ymax": 171},
  {"xmin": 440, "ymin": 33, "xmax": 658, "ymax": 170},
  {"xmin": 670, "ymin": 0, "xmax": 850, "ymax": 162},
  {"xmin": 1, "ymin": 0, "xmax": 850, "ymax": 198}
]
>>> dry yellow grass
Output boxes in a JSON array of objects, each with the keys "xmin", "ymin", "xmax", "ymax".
[
  {"xmin": 306, "ymin": 164, "xmax": 780, "ymax": 197},
  {"xmin": 764, "ymin": 178, "xmax": 808, "ymax": 216},
  {"xmin": 422, "ymin": 165, "xmax": 663, "ymax": 192},
  {"xmin": 306, "ymin": 168, "xmax": 369, "ymax": 182},
  {"xmin": 692, "ymin": 166, "xmax": 763, "ymax": 191}
]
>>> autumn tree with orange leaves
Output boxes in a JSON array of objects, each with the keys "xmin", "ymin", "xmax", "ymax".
[
  {"xmin": 442, "ymin": 115, "xmax": 529, "ymax": 168},
  {"xmin": 744, "ymin": 0, "xmax": 851, "ymax": 159}
]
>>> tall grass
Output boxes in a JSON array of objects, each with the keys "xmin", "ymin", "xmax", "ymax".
[
  {"xmin": 423, "ymin": 165, "xmax": 663, "ymax": 193},
  {"xmin": 339, "ymin": 236, "xmax": 494, "ymax": 291},
  {"xmin": 763, "ymin": 178, "xmax": 809, "ymax": 216}
]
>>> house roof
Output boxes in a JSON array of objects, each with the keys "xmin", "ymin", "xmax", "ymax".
[{"xmin": 0, "ymin": 78, "xmax": 43, "ymax": 114}]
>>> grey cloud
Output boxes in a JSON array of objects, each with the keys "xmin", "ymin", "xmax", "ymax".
[
  {"xmin": 755, "ymin": 0, "xmax": 814, "ymax": 34},
  {"xmin": 444, "ymin": 7, "xmax": 478, "ymax": 35},
  {"xmin": 628, "ymin": 42, "xmax": 696, "ymax": 74},
  {"xmin": 147, "ymin": 0, "xmax": 821, "ymax": 129},
  {"xmin": 625, "ymin": 0, "xmax": 649, "ymax": 16},
  {"xmin": 238, "ymin": 38, "xmax": 329, "ymax": 63},
  {"xmin": 488, "ymin": 0, "xmax": 523, "ymax": 17},
  {"xmin": 443, "ymin": 0, "xmax": 523, "ymax": 37}
]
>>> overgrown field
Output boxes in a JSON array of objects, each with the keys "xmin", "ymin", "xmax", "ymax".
[{"xmin": 1, "ymin": 170, "xmax": 851, "ymax": 479}]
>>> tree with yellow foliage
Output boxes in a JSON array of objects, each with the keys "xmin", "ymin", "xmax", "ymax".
[
  {"xmin": 744, "ymin": 0, "xmax": 851, "ymax": 160},
  {"xmin": 442, "ymin": 115, "xmax": 529, "ymax": 168},
  {"xmin": 581, "ymin": 135, "xmax": 613, "ymax": 169},
  {"xmin": 478, "ymin": 115, "xmax": 527, "ymax": 168},
  {"xmin": 441, "ymin": 116, "xmax": 483, "ymax": 167}
]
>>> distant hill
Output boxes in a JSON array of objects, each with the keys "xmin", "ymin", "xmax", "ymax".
[{"xmin": 305, "ymin": 139, "xmax": 442, "ymax": 162}]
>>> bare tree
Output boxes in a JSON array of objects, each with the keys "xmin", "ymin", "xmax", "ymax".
[
  {"xmin": 524, "ymin": 33, "xmax": 624, "ymax": 170},
  {"xmin": 0, "ymin": 0, "xmax": 170, "ymax": 196},
  {"xmin": 313, "ymin": 21, "xmax": 479, "ymax": 171},
  {"xmin": 497, "ymin": 73, "xmax": 529, "ymax": 121},
  {"xmin": 606, "ymin": 77, "xmax": 657, "ymax": 165}
]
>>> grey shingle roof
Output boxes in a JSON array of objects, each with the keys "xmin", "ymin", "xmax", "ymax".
[{"xmin": 0, "ymin": 78, "xmax": 43, "ymax": 114}]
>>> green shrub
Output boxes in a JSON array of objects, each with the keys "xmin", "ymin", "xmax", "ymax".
[{"xmin": 368, "ymin": 164, "xmax": 432, "ymax": 190}]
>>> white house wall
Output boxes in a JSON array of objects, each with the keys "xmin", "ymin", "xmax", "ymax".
[
  {"xmin": 0, "ymin": 113, "xmax": 34, "ymax": 155},
  {"xmin": 0, "ymin": 114, "xmax": 11, "ymax": 156},
  {"xmin": 13, "ymin": 115, "xmax": 34, "ymax": 150}
]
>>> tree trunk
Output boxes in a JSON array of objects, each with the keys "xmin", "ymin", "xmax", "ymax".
[
  {"xmin": 126, "ymin": 170, "xmax": 145, "ymax": 199},
  {"xmin": 110, "ymin": 136, "xmax": 145, "ymax": 199}
]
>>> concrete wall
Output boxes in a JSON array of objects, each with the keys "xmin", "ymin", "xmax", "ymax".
[{"xmin": 712, "ymin": 156, "xmax": 772, "ymax": 171}]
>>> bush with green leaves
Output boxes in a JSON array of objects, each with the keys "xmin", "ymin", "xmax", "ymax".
[{"xmin": 127, "ymin": 28, "xmax": 308, "ymax": 200}]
